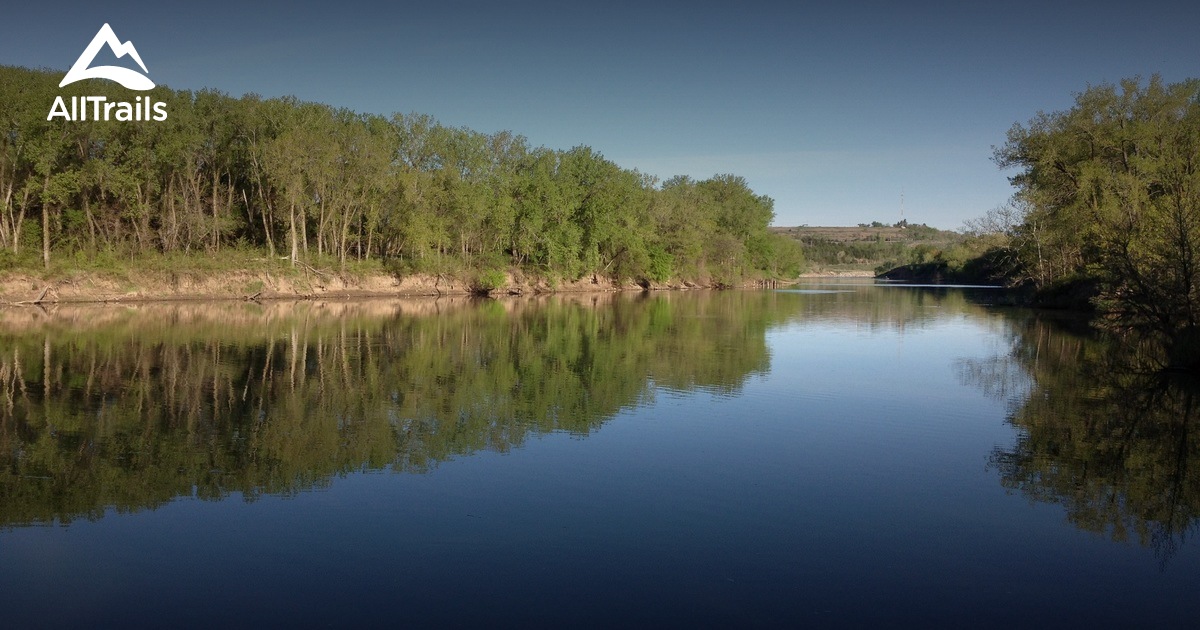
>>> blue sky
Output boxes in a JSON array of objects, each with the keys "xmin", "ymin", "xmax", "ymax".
[{"xmin": 2, "ymin": 1, "xmax": 1197, "ymax": 228}]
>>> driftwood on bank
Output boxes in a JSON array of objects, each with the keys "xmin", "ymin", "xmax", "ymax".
[{"xmin": 6, "ymin": 285, "xmax": 58, "ymax": 306}]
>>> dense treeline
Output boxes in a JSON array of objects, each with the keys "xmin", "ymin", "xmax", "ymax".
[
  {"xmin": 0, "ymin": 65, "xmax": 802, "ymax": 284},
  {"xmin": 977, "ymin": 75, "xmax": 1200, "ymax": 368}
]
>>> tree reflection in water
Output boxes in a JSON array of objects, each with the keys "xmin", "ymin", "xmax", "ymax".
[
  {"xmin": 0, "ymin": 293, "xmax": 782, "ymax": 528},
  {"xmin": 962, "ymin": 314, "xmax": 1200, "ymax": 565}
]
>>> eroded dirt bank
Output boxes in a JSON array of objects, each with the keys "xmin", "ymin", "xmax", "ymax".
[{"xmin": 0, "ymin": 269, "xmax": 733, "ymax": 305}]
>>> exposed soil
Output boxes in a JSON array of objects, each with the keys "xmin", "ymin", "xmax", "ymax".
[{"xmin": 0, "ymin": 269, "xmax": 723, "ymax": 305}]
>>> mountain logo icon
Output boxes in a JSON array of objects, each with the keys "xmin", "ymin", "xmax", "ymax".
[{"xmin": 59, "ymin": 23, "xmax": 155, "ymax": 91}]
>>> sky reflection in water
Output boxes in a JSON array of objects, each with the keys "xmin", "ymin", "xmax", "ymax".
[{"xmin": 1, "ymin": 285, "xmax": 1197, "ymax": 625}]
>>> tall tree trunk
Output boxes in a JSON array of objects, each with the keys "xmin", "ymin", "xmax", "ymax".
[
  {"xmin": 0, "ymin": 181, "xmax": 12, "ymax": 251},
  {"xmin": 41, "ymin": 173, "xmax": 50, "ymax": 270},
  {"xmin": 301, "ymin": 209, "xmax": 309, "ymax": 257},
  {"xmin": 84, "ymin": 194, "xmax": 96, "ymax": 251},
  {"xmin": 289, "ymin": 201, "xmax": 298, "ymax": 267},
  {"xmin": 317, "ymin": 197, "xmax": 325, "ymax": 257},
  {"xmin": 253, "ymin": 185, "xmax": 276, "ymax": 257},
  {"xmin": 212, "ymin": 168, "xmax": 220, "ymax": 252},
  {"xmin": 365, "ymin": 225, "xmax": 372, "ymax": 262},
  {"xmin": 339, "ymin": 207, "xmax": 352, "ymax": 268},
  {"xmin": 225, "ymin": 183, "xmax": 234, "ymax": 250},
  {"xmin": 12, "ymin": 187, "xmax": 29, "ymax": 255}
]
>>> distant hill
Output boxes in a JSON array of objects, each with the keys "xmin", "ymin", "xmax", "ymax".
[
  {"xmin": 770, "ymin": 224, "xmax": 959, "ymax": 243},
  {"xmin": 771, "ymin": 224, "xmax": 964, "ymax": 274}
]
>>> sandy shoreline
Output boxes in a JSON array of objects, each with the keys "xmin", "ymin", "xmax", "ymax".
[
  {"xmin": 0, "ymin": 270, "xmax": 715, "ymax": 305},
  {"xmin": 0, "ymin": 268, "xmax": 879, "ymax": 306}
]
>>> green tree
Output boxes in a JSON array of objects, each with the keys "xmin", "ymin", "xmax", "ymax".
[
  {"xmin": 0, "ymin": 64, "xmax": 800, "ymax": 286},
  {"xmin": 997, "ymin": 76, "xmax": 1200, "ymax": 369}
]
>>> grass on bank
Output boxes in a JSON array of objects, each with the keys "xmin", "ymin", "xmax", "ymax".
[
  {"xmin": 0, "ymin": 244, "xmax": 779, "ymax": 296},
  {"xmin": 0, "ymin": 245, "xmax": 391, "ymax": 293}
]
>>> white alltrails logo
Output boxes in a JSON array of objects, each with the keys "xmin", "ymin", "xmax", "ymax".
[
  {"xmin": 60, "ymin": 23, "xmax": 154, "ymax": 90},
  {"xmin": 48, "ymin": 23, "xmax": 168, "ymax": 121}
]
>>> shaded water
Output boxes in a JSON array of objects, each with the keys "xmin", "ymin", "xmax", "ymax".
[{"xmin": 1, "ymin": 283, "xmax": 1198, "ymax": 626}]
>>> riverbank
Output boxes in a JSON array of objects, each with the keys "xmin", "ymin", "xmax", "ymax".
[
  {"xmin": 797, "ymin": 269, "xmax": 875, "ymax": 278},
  {"xmin": 0, "ymin": 267, "xmax": 743, "ymax": 305}
]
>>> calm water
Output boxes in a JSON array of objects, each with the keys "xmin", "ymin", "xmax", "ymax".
[{"xmin": 2, "ymin": 283, "xmax": 1198, "ymax": 626}]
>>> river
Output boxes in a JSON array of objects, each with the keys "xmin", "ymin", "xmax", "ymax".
[{"xmin": 1, "ymin": 281, "xmax": 1197, "ymax": 625}]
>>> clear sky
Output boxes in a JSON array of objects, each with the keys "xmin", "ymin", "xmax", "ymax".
[{"xmin": 3, "ymin": 0, "xmax": 1197, "ymax": 228}]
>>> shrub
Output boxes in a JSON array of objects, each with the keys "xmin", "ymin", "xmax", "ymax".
[{"xmin": 473, "ymin": 269, "xmax": 507, "ymax": 294}]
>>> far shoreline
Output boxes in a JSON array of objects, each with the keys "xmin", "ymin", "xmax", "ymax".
[
  {"xmin": 796, "ymin": 270, "xmax": 876, "ymax": 278},
  {"xmin": 0, "ymin": 266, "xmax": 897, "ymax": 308},
  {"xmin": 0, "ymin": 269, "xmax": 795, "ymax": 306}
]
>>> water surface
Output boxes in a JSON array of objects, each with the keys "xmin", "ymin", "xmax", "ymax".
[{"xmin": 1, "ymin": 284, "xmax": 1197, "ymax": 626}]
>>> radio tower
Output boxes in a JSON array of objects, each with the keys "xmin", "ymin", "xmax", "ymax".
[{"xmin": 900, "ymin": 191, "xmax": 906, "ymax": 228}]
